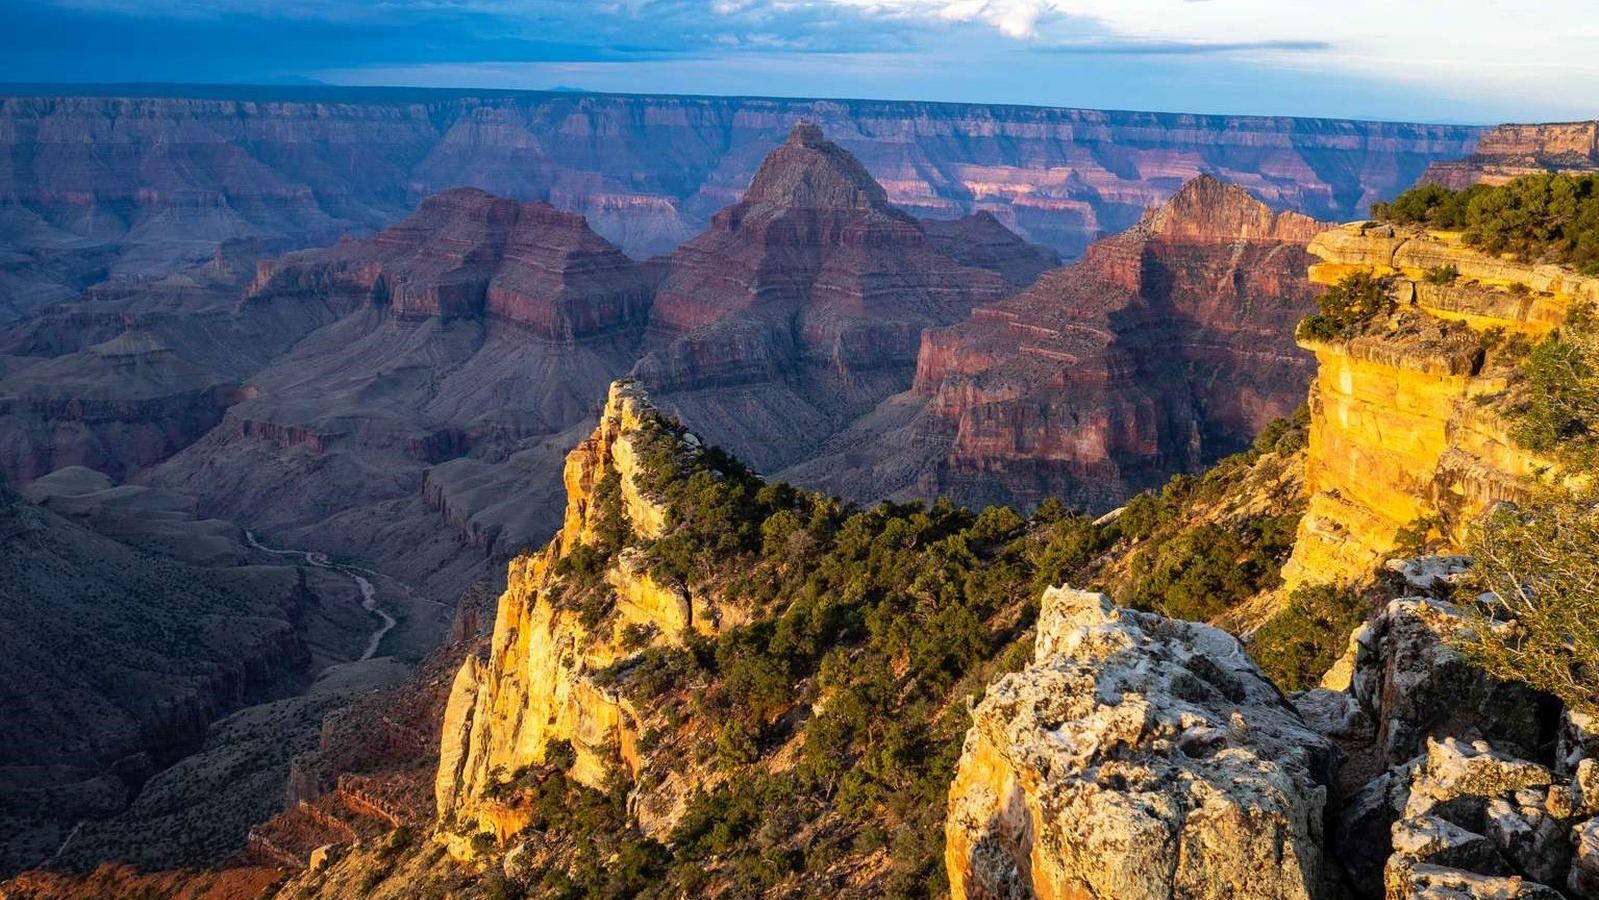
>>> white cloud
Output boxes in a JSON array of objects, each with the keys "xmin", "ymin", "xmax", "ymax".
[{"xmin": 802, "ymin": 0, "xmax": 1599, "ymax": 115}]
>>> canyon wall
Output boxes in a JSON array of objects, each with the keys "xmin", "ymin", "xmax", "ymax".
[
  {"xmin": 0, "ymin": 86, "xmax": 1483, "ymax": 319},
  {"xmin": 1422, "ymin": 120, "xmax": 1599, "ymax": 188},
  {"xmin": 788, "ymin": 175, "xmax": 1324, "ymax": 511},
  {"xmin": 1280, "ymin": 223, "xmax": 1591, "ymax": 588}
]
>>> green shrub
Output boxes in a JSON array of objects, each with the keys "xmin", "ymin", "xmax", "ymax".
[
  {"xmin": 1463, "ymin": 487, "xmax": 1599, "ymax": 714},
  {"xmin": 1372, "ymin": 181, "xmax": 1483, "ymax": 229},
  {"xmin": 1376, "ymin": 173, "xmax": 1599, "ymax": 274},
  {"xmin": 1506, "ymin": 305, "xmax": 1599, "ymax": 468},
  {"xmin": 1299, "ymin": 272, "xmax": 1395, "ymax": 341},
  {"xmin": 1424, "ymin": 263, "xmax": 1460, "ymax": 285},
  {"xmin": 1251, "ymin": 584, "xmax": 1370, "ymax": 691}
]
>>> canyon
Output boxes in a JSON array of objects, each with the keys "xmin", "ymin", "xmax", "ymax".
[
  {"xmin": 11, "ymin": 87, "xmax": 1599, "ymax": 899},
  {"xmin": 0, "ymin": 85, "xmax": 1483, "ymax": 320},
  {"xmin": 1, "ymin": 122, "xmax": 1333, "ymax": 614}
]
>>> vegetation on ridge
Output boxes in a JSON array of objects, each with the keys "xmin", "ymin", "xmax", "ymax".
[
  {"xmin": 1373, "ymin": 173, "xmax": 1599, "ymax": 275},
  {"xmin": 456, "ymin": 406, "xmax": 1312, "ymax": 898},
  {"xmin": 1297, "ymin": 271, "xmax": 1395, "ymax": 341},
  {"xmin": 1461, "ymin": 302, "xmax": 1599, "ymax": 714}
]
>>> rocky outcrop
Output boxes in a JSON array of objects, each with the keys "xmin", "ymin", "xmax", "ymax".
[
  {"xmin": 951, "ymin": 567, "xmax": 1599, "ymax": 900},
  {"xmin": 803, "ymin": 175, "xmax": 1323, "ymax": 510},
  {"xmin": 249, "ymin": 188, "xmax": 656, "ymax": 337},
  {"xmin": 1422, "ymin": 122, "xmax": 1599, "ymax": 189},
  {"xmin": 1328, "ymin": 597, "xmax": 1553, "ymax": 770},
  {"xmin": 945, "ymin": 586, "xmax": 1337, "ymax": 900},
  {"xmin": 434, "ymin": 381, "xmax": 710, "ymax": 841},
  {"xmin": 1281, "ymin": 224, "xmax": 1577, "ymax": 589},
  {"xmin": 1303, "ymin": 584, "xmax": 1593, "ymax": 900},
  {"xmin": 0, "ymin": 88, "xmax": 1483, "ymax": 318}
]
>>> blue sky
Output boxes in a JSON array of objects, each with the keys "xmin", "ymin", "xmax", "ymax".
[{"xmin": 4, "ymin": 0, "xmax": 1597, "ymax": 123}]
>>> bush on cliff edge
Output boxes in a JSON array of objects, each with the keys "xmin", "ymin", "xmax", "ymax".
[
  {"xmin": 1298, "ymin": 272, "xmax": 1395, "ymax": 341},
  {"xmin": 1465, "ymin": 486, "xmax": 1599, "ymax": 715}
]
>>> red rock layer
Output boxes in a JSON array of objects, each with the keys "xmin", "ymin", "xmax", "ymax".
[
  {"xmin": 249, "ymin": 188, "xmax": 655, "ymax": 338},
  {"xmin": 639, "ymin": 123, "xmax": 1009, "ymax": 398},
  {"xmin": 0, "ymin": 89, "xmax": 1485, "ymax": 319},
  {"xmin": 911, "ymin": 175, "xmax": 1324, "ymax": 509}
]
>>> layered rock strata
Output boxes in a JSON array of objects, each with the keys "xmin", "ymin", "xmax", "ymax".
[
  {"xmin": 793, "ymin": 175, "xmax": 1324, "ymax": 510},
  {"xmin": 1281, "ymin": 223, "xmax": 1583, "ymax": 588},
  {"xmin": 249, "ymin": 189, "xmax": 656, "ymax": 337},
  {"xmin": 0, "ymin": 87, "xmax": 1485, "ymax": 316},
  {"xmin": 1421, "ymin": 121, "xmax": 1599, "ymax": 189},
  {"xmin": 634, "ymin": 123, "xmax": 1014, "ymax": 472}
]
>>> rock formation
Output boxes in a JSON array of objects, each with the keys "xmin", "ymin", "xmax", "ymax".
[
  {"xmin": 1421, "ymin": 121, "xmax": 1599, "ymax": 189},
  {"xmin": 634, "ymin": 122, "xmax": 1015, "ymax": 473},
  {"xmin": 0, "ymin": 87, "xmax": 1484, "ymax": 319},
  {"xmin": 790, "ymin": 175, "xmax": 1324, "ymax": 511},
  {"xmin": 434, "ymin": 380, "xmax": 708, "ymax": 840},
  {"xmin": 1281, "ymin": 223, "xmax": 1589, "ymax": 588},
  {"xmin": 945, "ymin": 586, "xmax": 1338, "ymax": 900},
  {"xmin": 249, "ymin": 188, "xmax": 656, "ymax": 337}
]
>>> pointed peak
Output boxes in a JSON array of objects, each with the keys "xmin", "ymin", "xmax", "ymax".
[
  {"xmin": 739, "ymin": 122, "xmax": 898, "ymax": 214},
  {"xmin": 788, "ymin": 120, "xmax": 826, "ymax": 147},
  {"xmin": 1139, "ymin": 175, "xmax": 1324, "ymax": 244}
]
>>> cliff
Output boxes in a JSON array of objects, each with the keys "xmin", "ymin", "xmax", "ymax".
[
  {"xmin": 433, "ymin": 380, "xmax": 711, "ymax": 842},
  {"xmin": 1280, "ymin": 222, "xmax": 1586, "ymax": 588},
  {"xmin": 789, "ymin": 175, "xmax": 1324, "ymax": 511},
  {"xmin": 1421, "ymin": 121, "xmax": 1599, "ymax": 189},
  {"xmin": 0, "ymin": 87, "xmax": 1483, "ymax": 320}
]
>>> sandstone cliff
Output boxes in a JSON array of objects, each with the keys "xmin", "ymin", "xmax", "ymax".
[
  {"xmin": 1281, "ymin": 223, "xmax": 1588, "ymax": 588},
  {"xmin": 434, "ymin": 380, "xmax": 710, "ymax": 842}
]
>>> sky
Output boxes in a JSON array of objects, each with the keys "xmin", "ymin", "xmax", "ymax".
[{"xmin": 3, "ymin": 0, "xmax": 1598, "ymax": 124}]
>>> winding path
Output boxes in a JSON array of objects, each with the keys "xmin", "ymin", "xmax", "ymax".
[{"xmin": 245, "ymin": 530, "xmax": 397, "ymax": 661}]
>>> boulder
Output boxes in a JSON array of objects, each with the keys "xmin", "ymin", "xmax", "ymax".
[
  {"xmin": 1388, "ymin": 863, "xmax": 1563, "ymax": 899},
  {"xmin": 1386, "ymin": 556, "xmax": 1474, "ymax": 593},
  {"xmin": 945, "ymin": 587, "xmax": 1337, "ymax": 900},
  {"xmin": 1570, "ymin": 818, "xmax": 1599, "ymax": 899},
  {"xmin": 1347, "ymin": 599, "xmax": 1552, "ymax": 767}
]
